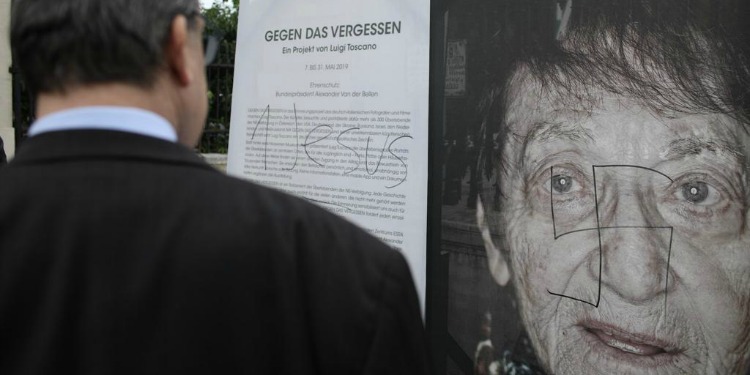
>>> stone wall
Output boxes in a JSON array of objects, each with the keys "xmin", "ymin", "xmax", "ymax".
[{"xmin": 201, "ymin": 153, "xmax": 227, "ymax": 173}]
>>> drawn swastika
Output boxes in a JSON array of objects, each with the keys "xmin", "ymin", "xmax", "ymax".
[{"xmin": 546, "ymin": 165, "xmax": 674, "ymax": 310}]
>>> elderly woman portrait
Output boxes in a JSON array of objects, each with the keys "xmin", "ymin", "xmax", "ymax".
[{"xmin": 441, "ymin": 0, "xmax": 750, "ymax": 374}]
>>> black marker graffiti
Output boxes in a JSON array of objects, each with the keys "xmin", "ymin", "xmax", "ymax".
[
  {"xmin": 249, "ymin": 104, "xmax": 413, "ymax": 189},
  {"xmin": 307, "ymin": 198, "xmax": 354, "ymax": 212},
  {"xmin": 338, "ymin": 127, "xmax": 360, "ymax": 175},
  {"xmin": 547, "ymin": 165, "xmax": 675, "ymax": 312}
]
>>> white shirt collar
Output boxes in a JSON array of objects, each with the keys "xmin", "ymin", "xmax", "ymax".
[{"xmin": 29, "ymin": 106, "xmax": 178, "ymax": 143}]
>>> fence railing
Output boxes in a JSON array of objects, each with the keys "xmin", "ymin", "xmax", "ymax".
[
  {"xmin": 10, "ymin": 61, "xmax": 234, "ymax": 154},
  {"xmin": 199, "ymin": 62, "xmax": 234, "ymax": 153}
]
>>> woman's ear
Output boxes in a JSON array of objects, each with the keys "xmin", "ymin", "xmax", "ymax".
[{"xmin": 476, "ymin": 196, "xmax": 510, "ymax": 286}]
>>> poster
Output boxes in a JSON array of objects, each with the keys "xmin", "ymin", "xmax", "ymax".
[
  {"xmin": 440, "ymin": 0, "xmax": 750, "ymax": 374},
  {"xmin": 227, "ymin": 0, "xmax": 430, "ymax": 309},
  {"xmin": 445, "ymin": 40, "xmax": 466, "ymax": 97}
]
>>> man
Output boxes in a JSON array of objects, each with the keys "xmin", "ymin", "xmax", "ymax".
[
  {"xmin": 476, "ymin": 0, "xmax": 750, "ymax": 374},
  {"xmin": 0, "ymin": 0, "xmax": 429, "ymax": 374}
]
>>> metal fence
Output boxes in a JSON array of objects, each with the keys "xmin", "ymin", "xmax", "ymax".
[
  {"xmin": 10, "ymin": 45, "xmax": 235, "ymax": 154},
  {"xmin": 199, "ymin": 62, "xmax": 234, "ymax": 153},
  {"xmin": 199, "ymin": 37, "xmax": 235, "ymax": 153}
]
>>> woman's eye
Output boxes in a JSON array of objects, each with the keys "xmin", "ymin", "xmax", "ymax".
[
  {"xmin": 678, "ymin": 181, "xmax": 719, "ymax": 205},
  {"xmin": 551, "ymin": 174, "xmax": 575, "ymax": 193}
]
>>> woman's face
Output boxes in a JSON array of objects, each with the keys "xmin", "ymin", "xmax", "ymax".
[{"xmin": 495, "ymin": 73, "xmax": 750, "ymax": 375}]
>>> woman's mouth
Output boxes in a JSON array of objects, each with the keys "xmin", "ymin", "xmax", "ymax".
[
  {"xmin": 578, "ymin": 319, "xmax": 683, "ymax": 367},
  {"xmin": 589, "ymin": 327, "xmax": 667, "ymax": 355}
]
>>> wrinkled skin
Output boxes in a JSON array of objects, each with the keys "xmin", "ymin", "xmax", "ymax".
[{"xmin": 492, "ymin": 71, "xmax": 750, "ymax": 375}]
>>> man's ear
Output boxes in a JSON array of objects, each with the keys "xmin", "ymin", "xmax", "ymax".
[
  {"xmin": 164, "ymin": 15, "xmax": 193, "ymax": 86},
  {"xmin": 476, "ymin": 196, "xmax": 510, "ymax": 286}
]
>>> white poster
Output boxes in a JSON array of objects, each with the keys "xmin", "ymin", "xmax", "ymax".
[{"xmin": 227, "ymin": 0, "xmax": 430, "ymax": 309}]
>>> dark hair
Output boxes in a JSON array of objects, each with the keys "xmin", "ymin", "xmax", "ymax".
[
  {"xmin": 479, "ymin": 0, "xmax": 750, "ymax": 190},
  {"xmin": 11, "ymin": 0, "xmax": 201, "ymax": 95}
]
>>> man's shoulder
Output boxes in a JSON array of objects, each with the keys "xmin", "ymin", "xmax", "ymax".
[
  {"xmin": 0, "ymin": 141, "xmax": 425, "ymax": 374},
  {"xmin": 176, "ymin": 164, "xmax": 383, "ymax": 240},
  {"xmin": 209, "ymin": 171, "xmax": 394, "ymax": 253}
]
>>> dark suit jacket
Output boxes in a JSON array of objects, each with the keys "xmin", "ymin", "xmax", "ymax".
[
  {"xmin": 0, "ymin": 130, "xmax": 430, "ymax": 375},
  {"xmin": 0, "ymin": 135, "xmax": 6, "ymax": 165}
]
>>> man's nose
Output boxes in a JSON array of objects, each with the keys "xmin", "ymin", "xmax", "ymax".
[{"xmin": 590, "ymin": 185, "xmax": 675, "ymax": 303}]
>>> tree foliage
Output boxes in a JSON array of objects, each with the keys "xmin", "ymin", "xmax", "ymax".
[
  {"xmin": 203, "ymin": 0, "xmax": 239, "ymax": 47},
  {"xmin": 199, "ymin": 0, "xmax": 239, "ymax": 153}
]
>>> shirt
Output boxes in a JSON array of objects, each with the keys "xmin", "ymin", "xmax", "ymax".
[{"xmin": 29, "ymin": 106, "xmax": 178, "ymax": 143}]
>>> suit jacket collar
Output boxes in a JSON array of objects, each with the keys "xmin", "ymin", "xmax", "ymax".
[{"xmin": 10, "ymin": 130, "xmax": 215, "ymax": 172}]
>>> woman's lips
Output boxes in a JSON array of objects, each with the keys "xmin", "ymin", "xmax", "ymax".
[
  {"xmin": 578, "ymin": 319, "xmax": 683, "ymax": 367},
  {"xmin": 589, "ymin": 327, "xmax": 666, "ymax": 356}
]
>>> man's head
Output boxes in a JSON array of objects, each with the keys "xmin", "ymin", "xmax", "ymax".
[
  {"xmin": 478, "ymin": 1, "xmax": 750, "ymax": 374},
  {"xmin": 10, "ymin": 0, "xmax": 209, "ymax": 146}
]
